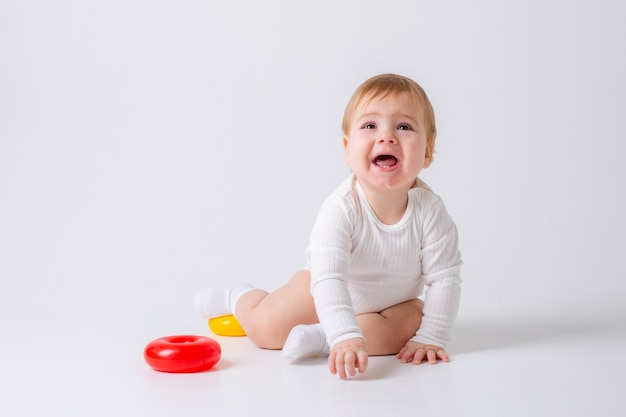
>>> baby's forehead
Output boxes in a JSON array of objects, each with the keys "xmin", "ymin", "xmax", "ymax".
[{"xmin": 353, "ymin": 91, "xmax": 423, "ymax": 117}]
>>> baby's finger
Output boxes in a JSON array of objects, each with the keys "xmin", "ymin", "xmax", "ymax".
[
  {"xmin": 396, "ymin": 346, "xmax": 408, "ymax": 360},
  {"xmin": 437, "ymin": 349, "xmax": 450, "ymax": 362},
  {"xmin": 356, "ymin": 350, "xmax": 368, "ymax": 374},
  {"xmin": 344, "ymin": 351, "xmax": 357, "ymax": 377},
  {"xmin": 412, "ymin": 349, "xmax": 426, "ymax": 365},
  {"xmin": 426, "ymin": 349, "xmax": 437, "ymax": 364},
  {"xmin": 328, "ymin": 352, "xmax": 337, "ymax": 375},
  {"xmin": 335, "ymin": 352, "xmax": 348, "ymax": 379},
  {"xmin": 398, "ymin": 348, "xmax": 415, "ymax": 363}
]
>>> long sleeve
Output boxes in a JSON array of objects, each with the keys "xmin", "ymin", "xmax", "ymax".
[
  {"xmin": 411, "ymin": 198, "xmax": 462, "ymax": 347},
  {"xmin": 307, "ymin": 193, "xmax": 363, "ymax": 347}
]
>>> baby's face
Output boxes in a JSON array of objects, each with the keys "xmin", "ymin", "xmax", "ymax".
[{"xmin": 343, "ymin": 92, "xmax": 431, "ymax": 195}]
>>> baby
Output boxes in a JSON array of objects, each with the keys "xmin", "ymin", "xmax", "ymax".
[{"xmin": 195, "ymin": 73, "xmax": 462, "ymax": 379}]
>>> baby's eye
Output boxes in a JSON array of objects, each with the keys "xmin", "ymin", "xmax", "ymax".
[
  {"xmin": 398, "ymin": 123, "xmax": 413, "ymax": 131},
  {"xmin": 363, "ymin": 123, "xmax": 376, "ymax": 129}
]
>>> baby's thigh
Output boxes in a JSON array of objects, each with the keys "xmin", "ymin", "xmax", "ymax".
[
  {"xmin": 241, "ymin": 270, "xmax": 318, "ymax": 349},
  {"xmin": 355, "ymin": 299, "xmax": 424, "ymax": 355},
  {"xmin": 380, "ymin": 298, "xmax": 424, "ymax": 331},
  {"xmin": 281, "ymin": 269, "xmax": 318, "ymax": 322},
  {"xmin": 254, "ymin": 269, "xmax": 318, "ymax": 327}
]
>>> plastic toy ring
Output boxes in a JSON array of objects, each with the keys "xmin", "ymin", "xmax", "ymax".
[
  {"xmin": 144, "ymin": 335, "xmax": 221, "ymax": 373},
  {"xmin": 209, "ymin": 315, "xmax": 246, "ymax": 337}
]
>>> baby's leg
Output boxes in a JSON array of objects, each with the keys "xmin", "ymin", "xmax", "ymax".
[
  {"xmin": 235, "ymin": 270, "xmax": 318, "ymax": 350},
  {"xmin": 357, "ymin": 299, "xmax": 424, "ymax": 356}
]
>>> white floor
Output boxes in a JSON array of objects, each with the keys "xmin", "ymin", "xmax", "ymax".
[{"xmin": 2, "ymin": 294, "xmax": 624, "ymax": 417}]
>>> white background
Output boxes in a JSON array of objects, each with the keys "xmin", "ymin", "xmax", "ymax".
[{"xmin": 1, "ymin": 1, "xmax": 625, "ymax": 416}]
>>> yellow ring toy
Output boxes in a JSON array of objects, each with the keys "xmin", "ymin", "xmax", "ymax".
[{"xmin": 208, "ymin": 315, "xmax": 246, "ymax": 337}]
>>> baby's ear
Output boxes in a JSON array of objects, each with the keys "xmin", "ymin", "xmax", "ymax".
[
  {"xmin": 424, "ymin": 147, "xmax": 433, "ymax": 168},
  {"xmin": 343, "ymin": 136, "xmax": 350, "ymax": 159}
]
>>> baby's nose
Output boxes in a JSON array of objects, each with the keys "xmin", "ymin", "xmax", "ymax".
[{"xmin": 377, "ymin": 131, "xmax": 398, "ymax": 143}]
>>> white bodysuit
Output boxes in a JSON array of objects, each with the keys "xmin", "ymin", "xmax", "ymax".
[{"xmin": 307, "ymin": 175, "xmax": 462, "ymax": 348}]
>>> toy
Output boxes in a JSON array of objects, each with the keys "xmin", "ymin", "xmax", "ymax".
[
  {"xmin": 144, "ymin": 335, "xmax": 221, "ymax": 373},
  {"xmin": 209, "ymin": 314, "xmax": 246, "ymax": 336}
]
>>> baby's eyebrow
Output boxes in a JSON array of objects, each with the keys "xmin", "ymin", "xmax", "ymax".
[
  {"xmin": 355, "ymin": 112, "xmax": 421, "ymax": 125},
  {"xmin": 397, "ymin": 112, "xmax": 421, "ymax": 123},
  {"xmin": 355, "ymin": 112, "xmax": 381, "ymax": 120}
]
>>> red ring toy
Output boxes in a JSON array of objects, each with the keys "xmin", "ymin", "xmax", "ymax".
[{"xmin": 144, "ymin": 335, "xmax": 221, "ymax": 373}]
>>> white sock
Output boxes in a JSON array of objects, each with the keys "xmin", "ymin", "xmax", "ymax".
[
  {"xmin": 282, "ymin": 324, "xmax": 330, "ymax": 363},
  {"xmin": 193, "ymin": 283, "xmax": 254, "ymax": 319}
]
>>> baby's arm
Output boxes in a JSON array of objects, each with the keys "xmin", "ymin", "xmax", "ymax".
[
  {"xmin": 312, "ymin": 266, "xmax": 368, "ymax": 378},
  {"xmin": 308, "ymin": 194, "xmax": 367, "ymax": 377},
  {"xmin": 403, "ymin": 198, "xmax": 462, "ymax": 363}
]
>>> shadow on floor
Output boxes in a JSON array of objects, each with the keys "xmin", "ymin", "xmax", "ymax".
[{"xmin": 447, "ymin": 316, "xmax": 625, "ymax": 354}]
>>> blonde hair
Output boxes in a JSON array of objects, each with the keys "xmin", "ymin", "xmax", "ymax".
[{"xmin": 342, "ymin": 74, "xmax": 437, "ymax": 158}]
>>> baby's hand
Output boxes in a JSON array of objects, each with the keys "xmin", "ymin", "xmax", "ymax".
[
  {"xmin": 329, "ymin": 337, "xmax": 368, "ymax": 379},
  {"xmin": 396, "ymin": 341, "xmax": 449, "ymax": 365}
]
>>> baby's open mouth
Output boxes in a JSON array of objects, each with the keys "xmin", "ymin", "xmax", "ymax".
[{"xmin": 373, "ymin": 154, "xmax": 398, "ymax": 168}]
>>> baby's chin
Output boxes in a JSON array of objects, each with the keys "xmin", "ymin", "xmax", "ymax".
[{"xmin": 359, "ymin": 173, "xmax": 417, "ymax": 193}]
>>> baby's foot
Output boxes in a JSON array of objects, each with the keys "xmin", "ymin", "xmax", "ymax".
[
  {"xmin": 282, "ymin": 324, "xmax": 330, "ymax": 362},
  {"xmin": 193, "ymin": 283, "xmax": 254, "ymax": 319}
]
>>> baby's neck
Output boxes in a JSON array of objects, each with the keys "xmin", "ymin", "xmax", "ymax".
[{"xmin": 362, "ymin": 187, "xmax": 410, "ymax": 225}]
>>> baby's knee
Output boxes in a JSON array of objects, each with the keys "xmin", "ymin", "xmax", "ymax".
[
  {"xmin": 383, "ymin": 300, "xmax": 424, "ymax": 338},
  {"xmin": 244, "ymin": 314, "xmax": 288, "ymax": 350}
]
